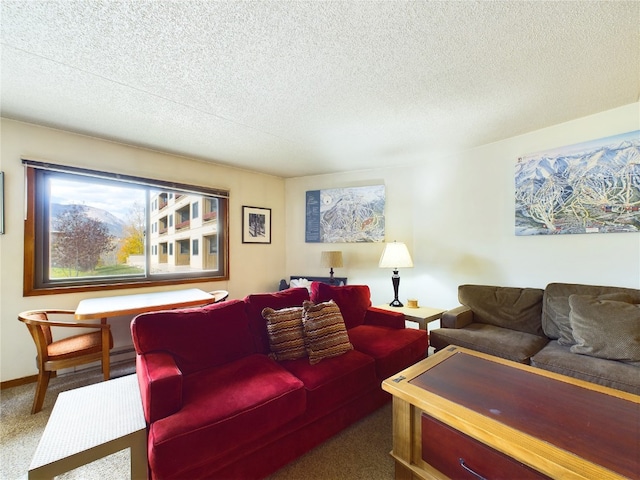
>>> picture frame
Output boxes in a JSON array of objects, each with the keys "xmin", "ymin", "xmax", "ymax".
[
  {"xmin": 515, "ymin": 130, "xmax": 640, "ymax": 235},
  {"xmin": 0, "ymin": 172, "xmax": 4, "ymax": 235},
  {"xmin": 242, "ymin": 206, "xmax": 271, "ymax": 244}
]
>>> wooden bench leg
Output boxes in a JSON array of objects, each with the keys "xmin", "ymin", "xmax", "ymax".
[{"xmin": 101, "ymin": 318, "xmax": 110, "ymax": 381}]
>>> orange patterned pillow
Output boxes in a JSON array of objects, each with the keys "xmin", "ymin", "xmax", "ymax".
[
  {"xmin": 262, "ymin": 306, "xmax": 307, "ymax": 361},
  {"xmin": 302, "ymin": 300, "xmax": 353, "ymax": 364}
]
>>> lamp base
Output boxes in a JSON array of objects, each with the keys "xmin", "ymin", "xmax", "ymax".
[
  {"xmin": 389, "ymin": 269, "xmax": 403, "ymax": 307},
  {"xmin": 328, "ymin": 267, "xmax": 336, "ymax": 285}
]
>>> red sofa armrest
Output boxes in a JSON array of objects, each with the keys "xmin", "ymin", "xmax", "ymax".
[
  {"xmin": 136, "ymin": 352, "xmax": 183, "ymax": 423},
  {"xmin": 363, "ymin": 307, "xmax": 405, "ymax": 329}
]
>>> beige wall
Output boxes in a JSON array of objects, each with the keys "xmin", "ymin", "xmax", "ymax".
[
  {"xmin": 2, "ymin": 102, "xmax": 639, "ymax": 382},
  {"xmin": 0, "ymin": 119, "xmax": 286, "ymax": 382},
  {"xmin": 285, "ymin": 103, "xmax": 640, "ymax": 311}
]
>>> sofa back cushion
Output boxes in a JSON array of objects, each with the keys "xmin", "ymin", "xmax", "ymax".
[
  {"xmin": 310, "ymin": 283, "xmax": 372, "ymax": 330},
  {"xmin": 542, "ymin": 283, "xmax": 640, "ymax": 341},
  {"xmin": 568, "ymin": 294, "xmax": 640, "ymax": 362},
  {"xmin": 458, "ymin": 284, "xmax": 545, "ymax": 336},
  {"xmin": 244, "ymin": 288, "xmax": 310, "ymax": 354},
  {"xmin": 131, "ymin": 299, "xmax": 256, "ymax": 375}
]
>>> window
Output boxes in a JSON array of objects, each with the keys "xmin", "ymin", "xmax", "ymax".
[{"xmin": 23, "ymin": 160, "xmax": 229, "ymax": 295}]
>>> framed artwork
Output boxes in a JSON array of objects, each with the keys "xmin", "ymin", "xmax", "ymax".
[
  {"xmin": 305, "ymin": 185, "xmax": 385, "ymax": 243},
  {"xmin": 0, "ymin": 172, "xmax": 4, "ymax": 234},
  {"xmin": 515, "ymin": 130, "xmax": 640, "ymax": 235},
  {"xmin": 242, "ymin": 206, "xmax": 271, "ymax": 244}
]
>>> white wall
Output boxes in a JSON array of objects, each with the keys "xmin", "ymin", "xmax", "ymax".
[
  {"xmin": 285, "ymin": 103, "xmax": 640, "ymax": 311},
  {"xmin": 0, "ymin": 119, "xmax": 286, "ymax": 382}
]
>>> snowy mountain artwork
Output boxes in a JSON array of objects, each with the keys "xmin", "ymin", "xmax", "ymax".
[{"xmin": 515, "ymin": 130, "xmax": 640, "ymax": 235}]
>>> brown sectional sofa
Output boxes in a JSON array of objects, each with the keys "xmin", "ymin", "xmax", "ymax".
[{"xmin": 430, "ymin": 283, "xmax": 640, "ymax": 395}]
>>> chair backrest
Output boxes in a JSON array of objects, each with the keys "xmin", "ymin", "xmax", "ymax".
[
  {"xmin": 18, "ymin": 309, "xmax": 78, "ymax": 363},
  {"xmin": 209, "ymin": 290, "xmax": 229, "ymax": 303},
  {"xmin": 20, "ymin": 311, "xmax": 54, "ymax": 365}
]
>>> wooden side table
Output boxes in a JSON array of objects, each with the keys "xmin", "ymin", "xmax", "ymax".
[
  {"xmin": 374, "ymin": 304, "xmax": 445, "ymax": 330},
  {"xmin": 28, "ymin": 374, "xmax": 146, "ymax": 480}
]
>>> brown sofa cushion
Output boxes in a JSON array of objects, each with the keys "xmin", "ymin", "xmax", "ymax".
[
  {"xmin": 569, "ymin": 295, "xmax": 640, "ymax": 362},
  {"xmin": 531, "ymin": 341, "xmax": 640, "ymax": 395},
  {"xmin": 458, "ymin": 285, "xmax": 545, "ymax": 336},
  {"xmin": 542, "ymin": 283, "xmax": 640, "ymax": 341},
  {"xmin": 430, "ymin": 324, "xmax": 549, "ymax": 364}
]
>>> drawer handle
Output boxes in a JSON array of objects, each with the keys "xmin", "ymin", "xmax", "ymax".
[{"xmin": 459, "ymin": 458, "xmax": 488, "ymax": 480}]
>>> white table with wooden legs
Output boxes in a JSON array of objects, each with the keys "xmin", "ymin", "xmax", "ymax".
[{"xmin": 75, "ymin": 288, "xmax": 216, "ymax": 380}]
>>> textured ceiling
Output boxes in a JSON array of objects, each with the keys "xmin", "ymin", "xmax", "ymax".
[{"xmin": 1, "ymin": 1, "xmax": 639, "ymax": 178}]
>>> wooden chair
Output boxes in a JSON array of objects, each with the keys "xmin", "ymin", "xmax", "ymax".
[
  {"xmin": 18, "ymin": 309, "xmax": 113, "ymax": 414},
  {"xmin": 208, "ymin": 290, "xmax": 229, "ymax": 303}
]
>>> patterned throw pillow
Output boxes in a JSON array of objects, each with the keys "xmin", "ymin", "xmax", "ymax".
[
  {"xmin": 569, "ymin": 295, "xmax": 640, "ymax": 362},
  {"xmin": 262, "ymin": 306, "xmax": 307, "ymax": 361},
  {"xmin": 302, "ymin": 300, "xmax": 353, "ymax": 364}
]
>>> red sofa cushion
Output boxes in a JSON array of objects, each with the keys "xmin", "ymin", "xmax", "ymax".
[
  {"xmin": 348, "ymin": 325, "xmax": 428, "ymax": 379},
  {"xmin": 280, "ymin": 349, "xmax": 377, "ymax": 417},
  {"xmin": 310, "ymin": 283, "xmax": 372, "ymax": 329},
  {"xmin": 244, "ymin": 288, "xmax": 310, "ymax": 354},
  {"xmin": 132, "ymin": 299, "xmax": 255, "ymax": 375},
  {"xmin": 149, "ymin": 354, "xmax": 306, "ymax": 479}
]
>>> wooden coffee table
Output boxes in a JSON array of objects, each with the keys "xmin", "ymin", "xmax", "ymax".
[{"xmin": 382, "ymin": 346, "xmax": 640, "ymax": 480}]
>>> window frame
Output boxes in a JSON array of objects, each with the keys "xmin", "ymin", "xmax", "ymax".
[{"xmin": 23, "ymin": 160, "xmax": 230, "ymax": 296}]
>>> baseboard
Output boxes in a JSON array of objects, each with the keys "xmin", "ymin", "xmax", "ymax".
[
  {"xmin": 1, "ymin": 346, "xmax": 136, "ymax": 390},
  {"xmin": 109, "ymin": 346, "xmax": 136, "ymax": 365},
  {"xmin": 1, "ymin": 374, "xmax": 41, "ymax": 390}
]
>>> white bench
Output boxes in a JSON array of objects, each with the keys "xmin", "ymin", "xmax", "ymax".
[{"xmin": 28, "ymin": 374, "xmax": 147, "ymax": 479}]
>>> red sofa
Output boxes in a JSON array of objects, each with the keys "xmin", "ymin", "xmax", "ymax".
[{"xmin": 131, "ymin": 283, "xmax": 427, "ymax": 479}]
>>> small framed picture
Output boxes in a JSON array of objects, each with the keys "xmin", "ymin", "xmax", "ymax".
[
  {"xmin": 242, "ymin": 206, "xmax": 271, "ymax": 244},
  {"xmin": 0, "ymin": 172, "xmax": 4, "ymax": 235}
]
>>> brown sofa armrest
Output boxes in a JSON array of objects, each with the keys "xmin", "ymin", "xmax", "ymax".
[{"xmin": 441, "ymin": 306, "xmax": 474, "ymax": 329}]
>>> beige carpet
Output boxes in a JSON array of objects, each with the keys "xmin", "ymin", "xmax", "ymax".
[{"xmin": 1, "ymin": 362, "xmax": 394, "ymax": 479}]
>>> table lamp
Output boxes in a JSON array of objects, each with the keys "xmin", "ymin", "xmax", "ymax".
[
  {"xmin": 379, "ymin": 241, "xmax": 413, "ymax": 307},
  {"xmin": 320, "ymin": 251, "xmax": 343, "ymax": 284}
]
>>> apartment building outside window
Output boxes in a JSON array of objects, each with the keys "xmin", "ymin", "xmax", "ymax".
[{"xmin": 23, "ymin": 160, "xmax": 229, "ymax": 295}]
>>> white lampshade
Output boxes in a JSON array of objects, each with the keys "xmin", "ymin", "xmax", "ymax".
[
  {"xmin": 379, "ymin": 242, "xmax": 413, "ymax": 269},
  {"xmin": 320, "ymin": 251, "xmax": 343, "ymax": 268}
]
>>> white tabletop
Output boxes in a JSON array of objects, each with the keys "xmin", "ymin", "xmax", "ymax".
[
  {"xmin": 75, "ymin": 288, "xmax": 214, "ymax": 319},
  {"xmin": 29, "ymin": 374, "xmax": 145, "ymax": 470}
]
